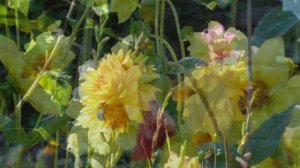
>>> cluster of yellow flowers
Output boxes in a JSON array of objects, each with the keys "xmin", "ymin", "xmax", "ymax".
[{"xmin": 175, "ymin": 21, "xmax": 248, "ymax": 138}]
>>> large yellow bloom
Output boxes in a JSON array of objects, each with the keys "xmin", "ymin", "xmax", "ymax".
[
  {"xmin": 76, "ymin": 50, "xmax": 159, "ymax": 133},
  {"xmin": 180, "ymin": 61, "xmax": 247, "ymax": 133}
]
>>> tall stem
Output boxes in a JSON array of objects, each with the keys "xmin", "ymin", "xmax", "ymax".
[
  {"xmin": 155, "ymin": 0, "xmax": 160, "ymax": 56},
  {"xmin": 159, "ymin": 0, "xmax": 167, "ymax": 73},
  {"xmin": 166, "ymin": 0, "xmax": 186, "ymax": 59},
  {"xmin": 14, "ymin": 0, "xmax": 20, "ymax": 50},
  {"xmin": 244, "ymin": 0, "xmax": 252, "ymax": 155}
]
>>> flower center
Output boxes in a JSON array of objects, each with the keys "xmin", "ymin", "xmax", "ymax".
[
  {"xmin": 252, "ymin": 80, "xmax": 269, "ymax": 108},
  {"xmin": 102, "ymin": 104, "xmax": 128, "ymax": 131},
  {"xmin": 239, "ymin": 80, "xmax": 269, "ymax": 113}
]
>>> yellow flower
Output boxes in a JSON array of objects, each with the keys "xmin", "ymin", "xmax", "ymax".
[
  {"xmin": 250, "ymin": 38, "xmax": 300, "ymax": 130},
  {"xmin": 181, "ymin": 61, "xmax": 247, "ymax": 133},
  {"xmin": 76, "ymin": 50, "xmax": 159, "ymax": 133},
  {"xmin": 164, "ymin": 151, "xmax": 201, "ymax": 168}
]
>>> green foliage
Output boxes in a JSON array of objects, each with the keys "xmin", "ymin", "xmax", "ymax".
[
  {"xmin": 110, "ymin": 0, "xmax": 138, "ymax": 23},
  {"xmin": 252, "ymin": 7, "xmax": 298, "ymax": 46},
  {"xmin": 249, "ymin": 105, "xmax": 294, "ymax": 165},
  {"xmin": 139, "ymin": 0, "xmax": 156, "ymax": 22}
]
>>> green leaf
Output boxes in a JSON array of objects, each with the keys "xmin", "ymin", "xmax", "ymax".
[
  {"xmin": 129, "ymin": 20, "xmax": 151, "ymax": 37},
  {"xmin": 110, "ymin": 0, "xmax": 138, "ymax": 23},
  {"xmin": 8, "ymin": 0, "xmax": 30, "ymax": 16},
  {"xmin": 39, "ymin": 71, "xmax": 72, "ymax": 110},
  {"xmin": 139, "ymin": 0, "xmax": 156, "ymax": 22},
  {"xmin": 282, "ymin": 0, "xmax": 300, "ymax": 20},
  {"xmin": 252, "ymin": 7, "xmax": 298, "ymax": 46},
  {"xmin": 249, "ymin": 105, "xmax": 294, "ymax": 165},
  {"xmin": 181, "ymin": 26, "xmax": 194, "ymax": 41}
]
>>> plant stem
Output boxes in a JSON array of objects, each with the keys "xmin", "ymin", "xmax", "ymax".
[
  {"xmin": 54, "ymin": 131, "xmax": 60, "ymax": 168},
  {"xmin": 155, "ymin": 0, "xmax": 160, "ymax": 56},
  {"xmin": 14, "ymin": 0, "xmax": 20, "ymax": 50},
  {"xmin": 166, "ymin": 0, "xmax": 186, "ymax": 59},
  {"xmin": 244, "ymin": 0, "xmax": 253, "ymax": 155},
  {"xmin": 34, "ymin": 114, "xmax": 43, "ymax": 129},
  {"xmin": 159, "ymin": 0, "xmax": 166, "ymax": 73}
]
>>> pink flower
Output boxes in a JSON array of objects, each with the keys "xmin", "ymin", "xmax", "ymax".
[{"xmin": 201, "ymin": 23, "xmax": 242, "ymax": 62}]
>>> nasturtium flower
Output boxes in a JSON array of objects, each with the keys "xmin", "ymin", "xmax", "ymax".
[
  {"xmin": 76, "ymin": 50, "xmax": 159, "ymax": 133},
  {"xmin": 187, "ymin": 21, "xmax": 247, "ymax": 64},
  {"xmin": 249, "ymin": 38, "xmax": 300, "ymax": 130},
  {"xmin": 178, "ymin": 61, "xmax": 247, "ymax": 134}
]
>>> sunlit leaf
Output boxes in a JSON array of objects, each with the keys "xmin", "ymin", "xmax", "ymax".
[{"xmin": 110, "ymin": 0, "xmax": 138, "ymax": 23}]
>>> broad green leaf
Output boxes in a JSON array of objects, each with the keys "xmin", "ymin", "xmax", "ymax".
[
  {"xmin": 110, "ymin": 0, "xmax": 138, "ymax": 23},
  {"xmin": 39, "ymin": 71, "xmax": 72, "ymax": 111},
  {"xmin": 129, "ymin": 20, "xmax": 151, "ymax": 38},
  {"xmin": 282, "ymin": 0, "xmax": 300, "ymax": 20},
  {"xmin": 8, "ymin": 0, "xmax": 30, "ymax": 16},
  {"xmin": 139, "ymin": 0, "xmax": 156, "ymax": 22},
  {"xmin": 0, "ymin": 34, "xmax": 75, "ymax": 115},
  {"xmin": 249, "ymin": 105, "xmax": 294, "ymax": 165},
  {"xmin": 24, "ymin": 115, "xmax": 71, "ymax": 148},
  {"xmin": 65, "ymin": 100, "xmax": 83, "ymax": 119},
  {"xmin": 252, "ymin": 7, "xmax": 298, "ymax": 46}
]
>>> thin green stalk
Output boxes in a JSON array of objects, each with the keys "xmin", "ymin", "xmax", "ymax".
[
  {"xmin": 64, "ymin": 148, "xmax": 70, "ymax": 168},
  {"xmin": 14, "ymin": 0, "xmax": 20, "ymax": 50},
  {"xmin": 244, "ymin": 0, "xmax": 252, "ymax": 156},
  {"xmin": 155, "ymin": 0, "xmax": 160, "ymax": 55},
  {"xmin": 166, "ymin": 0, "xmax": 186, "ymax": 59},
  {"xmin": 54, "ymin": 131, "xmax": 60, "ymax": 168},
  {"xmin": 81, "ymin": 9, "xmax": 92, "ymax": 63},
  {"xmin": 159, "ymin": 0, "xmax": 166, "ymax": 73},
  {"xmin": 63, "ymin": 0, "xmax": 93, "ymax": 63},
  {"xmin": 34, "ymin": 114, "xmax": 43, "ymax": 129},
  {"xmin": 15, "ymin": 146, "xmax": 25, "ymax": 168}
]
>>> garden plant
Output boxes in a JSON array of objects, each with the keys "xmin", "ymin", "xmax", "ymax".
[{"xmin": 1, "ymin": 0, "xmax": 300, "ymax": 167}]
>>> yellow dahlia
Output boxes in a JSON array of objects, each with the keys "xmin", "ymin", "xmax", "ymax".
[
  {"xmin": 181, "ymin": 61, "xmax": 247, "ymax": 133},
  {"xmin": 76, "ymin": 50, "xmax": 159, "ymax": 133}
]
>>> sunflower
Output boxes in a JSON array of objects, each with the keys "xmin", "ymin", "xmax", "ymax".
[{"xmin": 76, "ymin": 50, "xmax": 159, "ymax": 133}]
